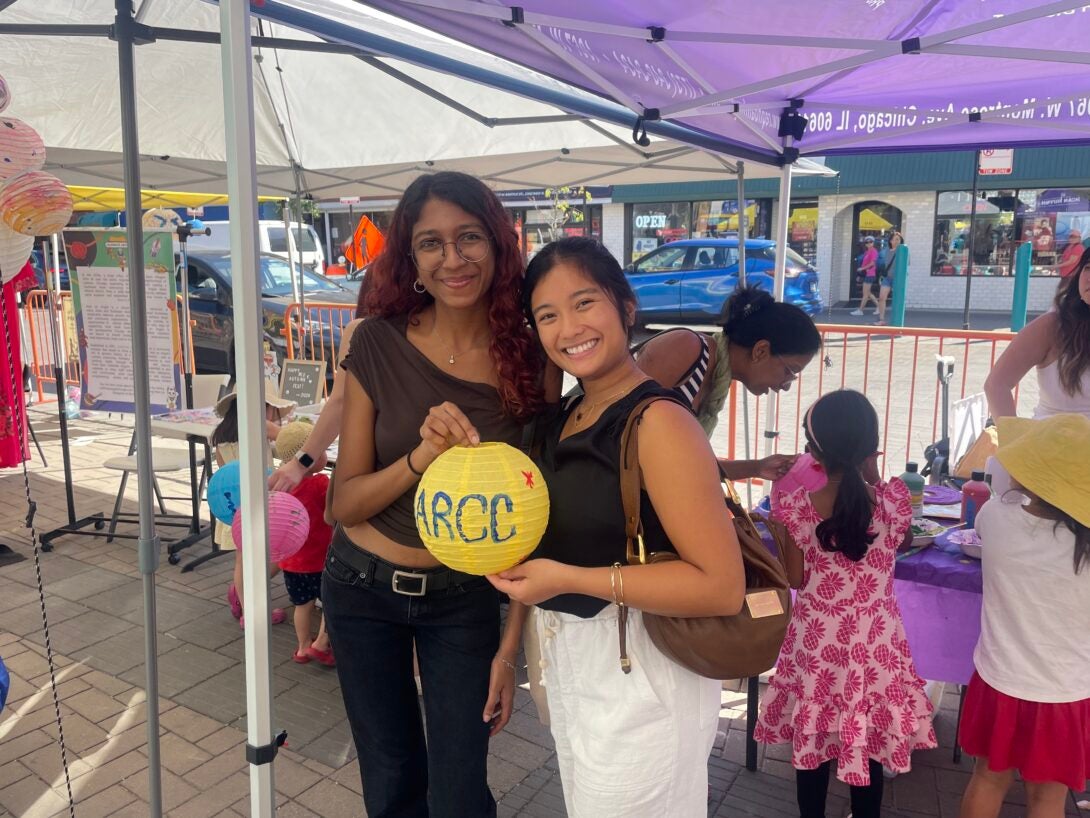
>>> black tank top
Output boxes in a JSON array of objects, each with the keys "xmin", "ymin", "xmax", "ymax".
[{"xmin": 534, "ymin": 380, "xmax": 677, "ymax": 618}]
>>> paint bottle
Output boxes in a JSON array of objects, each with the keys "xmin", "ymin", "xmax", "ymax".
[
  {"xmin": 961, "ymin": 471, "xmax": 991, "ymax": 528},
  {"xmin": 899, "ymin": 462, "xmax": 925, "ymax": 519}
]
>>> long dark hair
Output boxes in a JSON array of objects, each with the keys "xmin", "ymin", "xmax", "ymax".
[
  {"xmin": 804, "ymin": 390, "xmax": 879, "ymax": 562},
  {"xmin": 1055, "ymin": 246, "xmax": 1090, "ymax": 396},
  {"xmin": 523, "ymin": 236, "xmax": 636, "ymax": 337},
  {"xmin": 722, "ymin": 286, "xmax": 822, "ymax": 356},
  {"xmin": 364, "ymin": 171, "xmax": 542, "ymax": 419},
  {"xmin": 211, "ymin": 402, "xmax": 239, "ymax": 448}
]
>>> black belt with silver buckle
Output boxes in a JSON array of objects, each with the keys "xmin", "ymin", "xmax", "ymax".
[{"xmin": 330, "ymin": 531, "xmax": 482, "ymax": 597}]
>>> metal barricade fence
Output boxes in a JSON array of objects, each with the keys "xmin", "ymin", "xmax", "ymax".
[
  {"xmin": 23, "ymin": 289, "xmax": 80, "ymax": 404},
  {"xmin": 712, "ymin": 324, "xmax": 1029, "ymax": 479},
  {"xmin": 283, "ymin": 302, "xmax": 358, "ymax": 395},
  {"xmin": 23, "ymin": 290, "xmax": 195, "ymax": 404}
]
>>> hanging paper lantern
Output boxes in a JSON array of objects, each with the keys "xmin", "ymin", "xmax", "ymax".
[
  {"xmin": 142, "ymin": 208, "xmax": 184, "ymax": 231},
  {"xmin": 0, "ymin": 221, "xmax": 32, "ymax": 284},
  {"xmin": 414, "ymin": 442, "xmax": 550, "ymax": 575},
  {"xmin": 0, "ymin": 76, "xmax": 10, "ymax": 115},
  {"xmin": 0, "ymin": 118, "xmax": 45, "ymax": 181},
  {"xmin": 229, "ymin": 492, "xmax": 310, "ymax": 561},
  {"xmin": 208, "ymin": 460, "xmax": 242, "ymax": 524},
  {"xmin": 0, "ymin": 170, "xmax": 74, "ymax": 236}
]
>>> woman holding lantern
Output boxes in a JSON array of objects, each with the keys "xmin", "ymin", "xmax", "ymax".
[
  {"xmin": 489, "ymin": 236, "xmax": 747, "ymax": 816},
  {"xmin": 325, "ymin": 171, "xmax": 547, "ymax": 818}
]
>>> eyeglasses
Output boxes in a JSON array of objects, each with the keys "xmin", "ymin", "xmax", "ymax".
[
  {"xmin": 775, "ymin": 354, "xmax": 803, "ymax": 381},
  {"xmin": 410, "ymin": 232, "xmax": 491, "ymax": 272}
]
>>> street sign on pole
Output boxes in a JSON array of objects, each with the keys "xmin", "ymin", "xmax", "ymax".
[{"xmin": 978, "ymin": 149, "xmax": 1013, "ymax": 175}]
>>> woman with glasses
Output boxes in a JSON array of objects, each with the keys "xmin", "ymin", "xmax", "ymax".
[
  {"xmin": 634, "ymin": 285, "xmax": 822, "ymax": 480},
  {"xmin": 324, "ymin": 171, "xmax": 547, "ymax": 818}
]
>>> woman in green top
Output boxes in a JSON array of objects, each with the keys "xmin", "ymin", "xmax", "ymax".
[{"xmin": 635, "ymin": 286, "xmax": 822, "ymax": 481}]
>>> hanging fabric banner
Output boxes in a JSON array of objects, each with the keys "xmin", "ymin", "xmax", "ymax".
[{"xmin": 62, "ymin": 228, "xmax": 182, "ymax": 413}]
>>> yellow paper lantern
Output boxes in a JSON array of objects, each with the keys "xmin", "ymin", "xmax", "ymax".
[
  {"xmin": 0, "ymin": 118, "xmax": 46, "ymax": 181},
  {"xmin": 415, "ymin": 442, "xmax": 550, "ymax": 575},
  {"xmin": 142, "ymin": 207, "xmax": 184, "ymax": 230},
  {"xmin": 0, "ymin": 170, "xmax": 73, "ymax": 236}
]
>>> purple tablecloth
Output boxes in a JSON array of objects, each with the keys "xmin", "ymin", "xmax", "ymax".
[
  {"xmin": 894, "ymin": 543, "xmax": 982, "ymax": 594},
  {"xmin": 893, "ymin": 543, "xmax": 982, "ymax": 685}
]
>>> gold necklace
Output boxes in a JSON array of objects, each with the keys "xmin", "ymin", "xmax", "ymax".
[
  {"xmin": 573, "ymin": 379, "xmax": 647, "ymax": 428},
  {"xmin": 432, "ymin": 324, "xmax": 488, "ymax": 366}
]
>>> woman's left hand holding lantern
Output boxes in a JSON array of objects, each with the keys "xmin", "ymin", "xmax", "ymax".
[{"xmin": 413, "ymin": 401, "xmax": 481, "ymax": 473}]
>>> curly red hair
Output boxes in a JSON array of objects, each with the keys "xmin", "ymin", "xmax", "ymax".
[{"xmin": 364, "ymin": 172, "xmax": 543, "ymax": 419}]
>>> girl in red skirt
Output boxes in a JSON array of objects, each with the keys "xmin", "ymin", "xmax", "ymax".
[{"xmin": 959, "ymin": 414, "xmax": 1090, "ymax": 818}]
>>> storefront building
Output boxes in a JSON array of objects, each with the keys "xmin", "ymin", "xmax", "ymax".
[
  {"xmin": 606, "ymin": 146, "xmax": 1090, "ymax": 313},
  {"xmin": 316, "ymin": 147, "xmax": 1090, "ymax": 315}
]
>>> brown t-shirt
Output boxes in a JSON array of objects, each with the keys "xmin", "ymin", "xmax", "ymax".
[{"xmin": 342, "ymin": 316, "xmax": 523, "ymax": 548}]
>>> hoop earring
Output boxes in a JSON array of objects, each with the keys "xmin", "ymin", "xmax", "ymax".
[{"xmin": 412, "ymin": 279, "xmax": 426, "ymax": 294}]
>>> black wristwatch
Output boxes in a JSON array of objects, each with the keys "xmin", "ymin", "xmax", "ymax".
[{"xmin": 296, "ymin": 452, "xmax": 315, "ymax": 469}]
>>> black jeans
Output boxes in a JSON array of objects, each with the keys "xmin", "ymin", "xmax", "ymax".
[
  {"xmin": 322, "ymin": 535, "xmax": 500, "ymax": 818},
  {"xmin": 796, "ymin": 759, "xmax": 884, "ymax": 818}
]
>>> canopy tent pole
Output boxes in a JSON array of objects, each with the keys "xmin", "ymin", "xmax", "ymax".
[
  {"xmin": 763, "ymin": 141, "xmax": 793, "ymax": 462},
  {"xmin": 282, "ymin": 202, "xmax": 301, "ymax": 306},
  {"xmin": 736, "ymin": 160, "xmax": 747, "ymax": 286},
  {"xmin": 218, "ymin": 1, "xmax": 279, "ymax": 815},
  {"xmin": 962, "ymin": 149, "xmax": 981, "ymax": 330},
  {"xmin": 114, "ymin": 0, "xmax": 163, "ymax": 814}
]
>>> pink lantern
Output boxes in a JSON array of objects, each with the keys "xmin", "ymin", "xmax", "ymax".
[
  {"xmin": 230, "ymin": 492, "xmax": 310, "ymax": 562},
  {"xmin": 0, "ymin": 118, "xmax": 46, "ymax": 182},
  {"xmin": 0, "ymin": 222, "xmax": 32, "ymax": 285},
  {"xmin": 770, "ymin": 453, "xmax": 828, "ymax": 513},
  {"xmin": 230, "ymin": 510, "xmax": 243, "ymax": 549},
  {"xmin": 0, "ymin": 171, "xmax": 74, "ymax": 236},
  {"xmin": 0, "ymin": 76, "xmax": 10, "ymax": 115}
]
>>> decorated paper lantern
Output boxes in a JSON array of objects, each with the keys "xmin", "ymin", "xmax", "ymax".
[
  {"xmin": 414, "ymin": 442, "xmax": 550, "ymax": 575},
  {"xmin": 267, "ymin": 492, "xmax": 310, "ymax": 561},
  {"xmin": 0, "ymin": 170, "xmax": 74, "ymax": 236},
  {"xmin": 142, "ymin": 208, "xmax": 184, "ymax": 231},
  {"xmin": 0, "ymin": 76, "xmax": 10, "ymax": 114},
  {"xmin": 0, "ymin": 221, "xmax": 32, "ymax": 284},
  {"xmin": 208, "ymin": 460, "xmax": 242, "ymax": 524},
  {"xmin": 0, "ymin": 118, "xmax": 45, "ymax": 181},
  {"xmin": 770, "ymin": 452, "xmax": 827, "ymax": 513},
  {"xmin": 230, "ymin": 493, "xmax": 310, "ymax": 562}
]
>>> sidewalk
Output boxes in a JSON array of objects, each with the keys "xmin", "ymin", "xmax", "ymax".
[{"xmin": 0, "ymin": 406, "xmax": 1083, "ymax": 817}]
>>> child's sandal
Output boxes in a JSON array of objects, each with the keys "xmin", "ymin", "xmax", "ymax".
[{"xmin": 306, "ymin": 645, "xmax": 336, "ymax": 667}]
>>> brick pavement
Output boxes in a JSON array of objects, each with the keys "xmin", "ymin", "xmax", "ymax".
[{"xmin": 1, "ymin": 402, "xmax": 1084, "ymax": 817}]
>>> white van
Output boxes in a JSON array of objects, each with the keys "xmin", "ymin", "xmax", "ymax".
[{"xmin": 187, "ymin": 220, "xmax": 327, "ymax": 271}]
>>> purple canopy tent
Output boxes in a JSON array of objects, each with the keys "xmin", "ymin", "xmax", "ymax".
[{"xmin": 352, "ymin": 0, "xmax": 1090, "ymax": 160}]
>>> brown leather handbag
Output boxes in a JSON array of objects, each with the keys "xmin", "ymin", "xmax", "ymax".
[{"xmin": 618, "ymin": 397, "xmax": 793, "ymax": 680}]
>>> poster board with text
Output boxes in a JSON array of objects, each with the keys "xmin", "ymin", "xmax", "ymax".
[{"xmin": 63, "ymin": 228, "xmax": 182, "ymax": 414}]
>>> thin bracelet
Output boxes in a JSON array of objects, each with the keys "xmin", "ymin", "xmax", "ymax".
[
  {"xmin": 611, "ymin": 562, "xmax": 625, "ymax": 607},
  {"xmin": 497, "ymin": 657, "xmax": 516, "ymax": 672},
  {"xmin": 406, "ymin": 449, "xmax": 425, "ymax": 477}
]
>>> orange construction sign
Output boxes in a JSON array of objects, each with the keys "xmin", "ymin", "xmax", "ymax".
[{"xmin": 344, "ymin": 215, "xmax": 385, "ymax": 268}]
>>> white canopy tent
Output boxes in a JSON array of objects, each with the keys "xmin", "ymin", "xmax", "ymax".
[{"xmin": 2, "ymin": 0, "xmax": 829, "ymax": 198}]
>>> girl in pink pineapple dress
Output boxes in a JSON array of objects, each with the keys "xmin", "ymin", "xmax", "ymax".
[{"xmin": 754, "ymin": 389, "xmax": 936, "ymax": 818}]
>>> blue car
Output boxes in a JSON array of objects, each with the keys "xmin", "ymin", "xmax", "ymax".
[{"xmin": 624, "ymin": 238, "xmax": 823, "ymax": 326}]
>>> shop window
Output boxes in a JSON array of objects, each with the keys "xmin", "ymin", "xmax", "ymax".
[
  {"xmin": 787, "ymin": 200, "xmax": 819, "ymax": 266},
  {"xmin": 692, "ymin": 200, "xmax": 763, "ymax": 239},
  {"xmin": 631, "ymin": 202, "xmax": 691, "ymax": 260},
  {"xmin": 931, "ymin": 188, "xmax": 1089, "ymax": 277}
]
